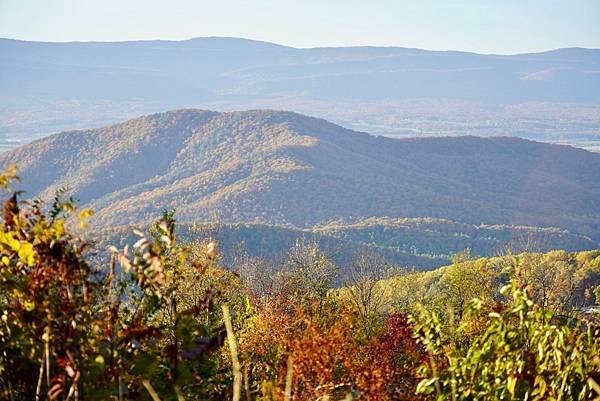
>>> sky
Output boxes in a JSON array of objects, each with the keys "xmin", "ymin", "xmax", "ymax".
[{"xmin": 1, "ymin": 0, "xmax": 599, "ymax": 54}]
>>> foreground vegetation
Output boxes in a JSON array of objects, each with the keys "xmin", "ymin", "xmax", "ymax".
[{"xmin": 1, "ymin": 168, "xmax": 600, "ymax": 400}]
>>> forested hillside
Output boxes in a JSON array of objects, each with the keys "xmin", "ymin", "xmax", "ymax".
[
  {"xmin": 2, "ymin": 109, "xmax": 600, "ymax": 247},
  {"xmin": 100, "ymin": 218, "xmax": 596, "ymax": 271},
  {"xmin": 3, "ymin": 4, "xmax": 600, "ymax": 400}
]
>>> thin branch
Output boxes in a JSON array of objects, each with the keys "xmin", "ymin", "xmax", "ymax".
[
  {"xmin": 222, "ymin": 304, "xmax": 242, "ymax": 401},
  {"xmin": 284, "ymin": 355, "xmax": 294, "ymax": 401},
  {"xmin": 35, "ymin": 355, "xmax": 45, "ymax": 401},
  {"xmin": 142, "ymin": 380, "xmax": 162, "ymax": 401}
]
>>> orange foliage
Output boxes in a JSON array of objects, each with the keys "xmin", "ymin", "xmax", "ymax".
[{"xmin": 241, "ymin": 299, "xmax": 427, "ymax": 401}]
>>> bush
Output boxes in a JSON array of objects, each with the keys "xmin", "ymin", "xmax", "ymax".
[{"xmin": 413, "ymin": 281, "xmax": 600, "ymax": 400}]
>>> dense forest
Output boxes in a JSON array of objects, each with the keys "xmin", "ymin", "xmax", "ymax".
[
  {"xmin": 100, "ymin": 219, "xmax": 596, "ymax": 271},
  {"xmin": 1, "ymin": 167, "xmax": 599, "ymax": 400}
]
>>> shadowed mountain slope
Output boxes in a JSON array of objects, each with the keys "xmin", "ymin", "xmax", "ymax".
[{"xmin": 97, "ymin": 218, "xmax": 596, "ymax": 271}]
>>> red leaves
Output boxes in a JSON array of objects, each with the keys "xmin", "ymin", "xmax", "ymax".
[
  {"xmin": 287, "ymin": 316, "xmax": 356, "ymax": 399},
  {"xmin": 361, "ymin": 313, "xmax": 428, "ymax": 400},
  {"xmin": 50, "ymin": 351, "xmax": 80, "ymax": 400},
  {"xmin": 3, "ymin": 192, "xmax": 18, "ymax": 228},
  {"xmin": 119, "ymin": 325, "xmax": 162, "ymax": 341}
]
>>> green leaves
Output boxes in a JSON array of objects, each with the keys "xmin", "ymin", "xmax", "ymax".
[
  {"xmin": 413, "ymin": 280, "xmax": 600, "ymax": 400},
  {"xmin": 416, "ymin": 378, "xmax": 438, "ymax": 395},
  {"xmin": 0, "ymin": 187, "xmax": 106, "ymax": 400}
]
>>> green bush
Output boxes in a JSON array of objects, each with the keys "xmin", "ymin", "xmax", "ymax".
[{"xmin": 413, "ymin": 281, "xmax": 600, "ymax": 400}]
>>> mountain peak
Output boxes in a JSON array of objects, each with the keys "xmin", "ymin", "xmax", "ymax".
[{"xmin": 182, "ymin": 36, "xmax": 293, "ymax": 50}]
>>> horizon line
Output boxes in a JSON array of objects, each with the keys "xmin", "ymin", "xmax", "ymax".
[{"xmin": 1, "ymin": 35, "xmax": 598, "ymax": 57}]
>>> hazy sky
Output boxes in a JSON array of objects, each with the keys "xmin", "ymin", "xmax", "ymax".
[{"xmin": 1, "ymin": 0, "xmax": 599, "ymax": 54}]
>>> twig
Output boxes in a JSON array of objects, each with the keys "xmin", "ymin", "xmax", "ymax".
[
  {"xmin": 174, "ymin": 385, "xmax": 186, "ymax": 401},
  {"xmin": 222, "ymin": 304, "xmax": 242, "ymax": 401},
  {"xmin": 284, "ymin": 356, "xmax": 294, "ymax": 401},
  {"xmin": 35, "ymin": 355, "xmax": 45, "ymax": 401},
  {"xmin": 588, "ymin": 378, "xmax": 600, "ymax": 397},
  {"xmin": 142, "ymin": 379, "xmax": 162, "ymax": 401},
  {"xmin": 45, "ymin": 336, "xmax": 51, "ymax": 386},
  {"xmin": 243, "ymin": 365, "xmax": 251, "ymax": 401}
]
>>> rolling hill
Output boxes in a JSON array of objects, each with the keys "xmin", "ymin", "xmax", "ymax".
[{"xmin": 1, "ymin": 109, "xmax": 600, "ymax": 252}]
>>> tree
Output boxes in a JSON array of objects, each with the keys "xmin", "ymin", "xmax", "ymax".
[
  {"xmin": 507, "ymin": 251, "xmax": 600, "ymax": 313},
  {"xmin": 233, "ymin": 251, "xmax": 280, "ymax": 300},
  {"xmin": 344, "ymin": 248, "xmax": 395, "ymax": 336},
  {"xmin": 434, "ymin": 252, "xmax": 498, "ymax": 320},
  {"xmin": 278, "ymin": 238, "xmax": 339, "ymax": 317}
]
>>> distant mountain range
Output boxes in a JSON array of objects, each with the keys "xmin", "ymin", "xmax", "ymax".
[
  {"xmin": 1, "ymin": 37, "xmax": 600, "ymax": 151},
  {"xmin": 1, "ymin": 109, "xmax": 599, "ymax": 263}
]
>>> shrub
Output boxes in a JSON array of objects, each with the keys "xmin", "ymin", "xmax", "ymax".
[{"xmin": 413, "ymin": 281, "xmax": 600, "ymax": 400}]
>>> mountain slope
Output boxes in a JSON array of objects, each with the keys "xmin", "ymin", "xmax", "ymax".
[{"xmin": 1, "ymin": 109, "xmax": 600, "ymax": 242}]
